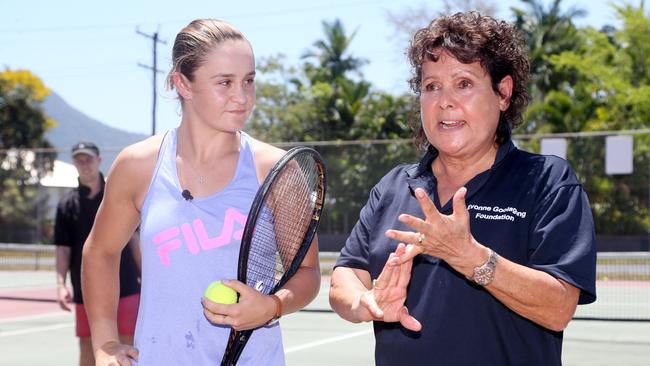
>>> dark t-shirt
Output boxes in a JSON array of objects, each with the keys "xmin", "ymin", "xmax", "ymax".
[
  {"xmin": 54, "ymin": 176, "xmax": 140, "ymax": 303},
  {"xmin": 335, "ymin": 141, "xmax": 597, "ymax": 366}
]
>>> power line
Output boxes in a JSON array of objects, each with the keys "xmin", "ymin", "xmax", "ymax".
[{"xmin": 137, "ymin": 28, "xmax": 167, "ymax": 136}]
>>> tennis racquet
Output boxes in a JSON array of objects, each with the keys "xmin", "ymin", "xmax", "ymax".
[{"xmin": 220, "ymin": 146, "xmax": 326, "ymax": 366}]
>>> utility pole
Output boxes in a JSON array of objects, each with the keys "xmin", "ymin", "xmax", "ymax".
[{"xmin": 137, "ymin": 28, "xmax": 166, "ymax": 136}]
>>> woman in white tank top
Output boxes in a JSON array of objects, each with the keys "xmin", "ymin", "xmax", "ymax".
[{"xmin": 81, "ymin": 19, "xmax": 321, "ymax": 366}]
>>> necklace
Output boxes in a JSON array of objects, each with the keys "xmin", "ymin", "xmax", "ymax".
[{"xmin": 183, "ymin": 159, "xmax": 206, "ymax": 184}]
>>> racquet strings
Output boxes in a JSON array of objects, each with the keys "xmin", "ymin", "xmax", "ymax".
[{"xmin": 245, "ymin": 153, "xmax": 320, "ymax": 295}]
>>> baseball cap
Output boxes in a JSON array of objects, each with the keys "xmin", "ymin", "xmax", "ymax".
[{"xmin": 71, "ymin": 141, "xmax": 100, "ymax": 158}]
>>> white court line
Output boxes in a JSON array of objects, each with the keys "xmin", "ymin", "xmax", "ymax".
[
  {"xmin": 0, "ymin": 311, "xmax": 71, "ymax": 324},
  {"xmin": 285, "ymin": 329, "xmax": 373, "ymax": 354},
  {"xmin": 0, "ymin": 322, "xmax": 74, "ymax": 338}
]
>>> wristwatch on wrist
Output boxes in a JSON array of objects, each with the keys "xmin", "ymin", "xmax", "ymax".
[{"xmin": 469, "ymin": 249, "xmax": 498, "ymax": 286}]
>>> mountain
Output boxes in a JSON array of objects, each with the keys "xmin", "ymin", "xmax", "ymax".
[{"xmin": 43, "ymin": 92, "xmax": 148, "ymax": 172}]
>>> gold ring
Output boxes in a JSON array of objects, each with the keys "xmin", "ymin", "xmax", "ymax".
[
  {"xmin": 417, "ymin": 232, "xmax": 425, "ymax": 244},
  {"xmin": 372, "ymin": 279, "xmax": 384, "ymax": 290}
]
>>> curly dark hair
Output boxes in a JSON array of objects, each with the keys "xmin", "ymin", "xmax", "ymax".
[{"xmin": 407, "ymin": 11, "xmax": 530, "ymax": 150}]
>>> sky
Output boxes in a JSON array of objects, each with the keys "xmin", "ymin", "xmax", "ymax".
[{"xmin": 1, "ymin": 0, "xmax": 619, "ymax": 137}]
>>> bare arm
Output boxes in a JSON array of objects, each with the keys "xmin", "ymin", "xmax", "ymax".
[
  {"xmin": 481, "ymin": 253, "xmax": 579, "ymax": 331},
  {"xmin": 127, "ymin": 230, "xmax": 142, "ymax": 274},
  {"xmin": 82, "ymin": 141, "xmax": 157, "ymax": 364},
  {"xmin": 389, "ymin": 187, "xmax": 579, "ymax": 332},
  {"xmin": 329, "ymin": 266, "xmax": 373, "ymax": 323},
  {"xmin": 55, "ymin": 245, "xmax": 72, "ymax": 311},
  {"xmin": 275, "ymin": 235, "xmax": 321, "ymax": 315}
]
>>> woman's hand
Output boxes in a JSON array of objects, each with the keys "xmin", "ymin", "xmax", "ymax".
[
  {"xmin": 386, "ymin": 187, "xmax": 486, "ymax": 277},
  {"xmin": 202, "ymin": 280, "xmax": 277, "ymax": 331},
  {"xmin": 95, "ymin": 341, "xmax": 138, "ymax": 366},
  {"xmin": 354, "ymin": 243, "xmax": 421, "ymax": 332}
]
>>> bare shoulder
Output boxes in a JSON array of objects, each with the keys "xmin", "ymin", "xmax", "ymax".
[
  {"xmin": 106, "ymin": 134, "xmax": 166, "ymax": 207},
  {"xmin": 249, "ymin": 137, "xmax": 286, "ymax": 182},
  {"xmin": 109, "ymin": 135, "xmax": 163, "ymax": 176}
]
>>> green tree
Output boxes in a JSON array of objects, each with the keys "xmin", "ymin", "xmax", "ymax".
[
  {"xmin": 302, "ymin": 19, "xmax": 368, "ymax": 86},
  {"xmin": 533, "ymin": 2, "xmax": 650, "ymax": 234},
  {"xmin": 511, "ymin": 0, "xmax": 586, "ymax": 133},
  {"xmin": 0, "ymin": 69, "xmax": 56, "ymax": 243},
  {"xmin": 250, "ymin": 20, "xmax": 417, "ymax": 234}
]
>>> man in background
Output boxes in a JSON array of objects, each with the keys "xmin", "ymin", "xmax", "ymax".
[{"xmin": 54, "ymin": 141, "xmax": 141, "ymax": 366}]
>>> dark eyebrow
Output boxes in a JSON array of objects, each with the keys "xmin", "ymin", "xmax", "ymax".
[
  {"xmin": 451, "ymin": 69, "xmax": 482, "ymax": 78},
  {"xmin": 209, "ymin": 71, "xmax": 256, "ymax": 79}
]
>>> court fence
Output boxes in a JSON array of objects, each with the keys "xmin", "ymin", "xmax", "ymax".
[{"xmin": 2, "ymin": 131, "xmax": 649, "ymax": 247}]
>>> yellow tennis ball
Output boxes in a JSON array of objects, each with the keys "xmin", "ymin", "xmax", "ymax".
[{"xmin": 204, "ymin": 280, "xmax": 238, "ymax": 304}]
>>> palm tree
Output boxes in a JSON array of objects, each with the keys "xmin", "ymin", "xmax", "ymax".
[
  {"xmin": 512, "ymin": 0, "xmax": 586, "ymax": 100},
  {"xmin": 302, "ymin": 19, "xmax": 367, "ymax": 85}
]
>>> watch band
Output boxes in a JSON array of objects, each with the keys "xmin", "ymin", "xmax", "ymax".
[{"xmin": 470, "ymin": 249, "xmax": 498, "ymax": 286}]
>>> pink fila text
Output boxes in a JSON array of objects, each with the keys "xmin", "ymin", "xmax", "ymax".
[{"xmin": 152, "ymin": 208, "xmax": 247, "ymax": 266}]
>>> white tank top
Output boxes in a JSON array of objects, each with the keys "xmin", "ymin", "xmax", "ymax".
[{"xmin": 135, "ymin": 128, "xmax": 284, "ymax": 365}]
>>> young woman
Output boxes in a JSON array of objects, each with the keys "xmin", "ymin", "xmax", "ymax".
[{"xmin": 82, "ymin": 19, "xmax": 320, "ymax": 365}]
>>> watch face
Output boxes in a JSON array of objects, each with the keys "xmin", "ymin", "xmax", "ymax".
[{"xmin": 471, "ymin": 250, "xmax": 497, "ymax": 286}]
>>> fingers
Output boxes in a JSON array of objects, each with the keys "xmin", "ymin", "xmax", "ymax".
[
  {"xmin": 400, "ymin": 244, "xmax": 424, "ymax": 263},
  {"xmin": 115, "ymin": 354, "xmax": 134, "ymax": 366},
  {"xmin": 452, "ymin": 186, "xmax": 469, "ymax": 221},
  {"xmin": 125, "ymin": 346, "xmax": 139, "ymax": 361},
  {"xmin": 386, "ymin": 253, "xmax": 402, "ymax": 289},
  {"xmin": 413, "ymin": 188, "xmax": 440, "ymax": 220},
  {"xmin": 396, "ymin": 249, "xmax": 414, "ymax": 288},
  {"xmin": 221, "ymin": 279, "xmax": 246, "ymax": 294},
  {"xmin": 201, "ymin": 297, "xmax": 235, "ymax": 324},
  {"xmin": 201, "ymin": 301, "xmax": 233, "ymax": 326},
  {"xmin": 98, "ymin": 343, "xmax": 138, "ymax": 366},
  {"xmin": 359, "ymin": 291, "xmax": 384, "ymax": 319},
  {"xmin": 385, "ymin": 243, "xmax": 405, "ymax": 266},
  {"xmin": 58, "ymin": 301, "xmax": 71, "ymax": 312},
  {"xmin": 385, "ymin": 227, "xmax": 425, "ymax": 247},
  {"xmin": 373, "ymin": 255, "xmax": 397, "ymax": 291},
  {"xmin": 398, "ymin": 307, "xmax": 422, "ymax": 332}
]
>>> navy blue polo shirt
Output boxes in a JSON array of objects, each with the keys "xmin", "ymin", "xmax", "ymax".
[{"xmin": 335, "ymin": 140, "xmax": 597, "ymax": 366}]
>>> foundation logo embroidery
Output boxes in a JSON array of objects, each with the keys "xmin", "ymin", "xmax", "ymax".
[
  {"xmin": 467, "ymin": 204, "xmax": 527, "ymax": 222},
  {"xmin": 152, "ymin": 208, "xmax": 247, "ymax": 266}
]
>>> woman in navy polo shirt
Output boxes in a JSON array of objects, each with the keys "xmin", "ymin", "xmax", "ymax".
[{"xmin": 329, "ymin": 11, "xmax": 597, "ymax": 366}]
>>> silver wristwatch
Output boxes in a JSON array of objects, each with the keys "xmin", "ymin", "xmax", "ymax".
[{"xmin": 470, "ymin": 249, "xmax": 498, "ymax": 286}]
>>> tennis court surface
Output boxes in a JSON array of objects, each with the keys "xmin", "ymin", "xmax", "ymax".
[{"xmin": 1, "ymin": 270, "xmax": 649, "ymax": 365}]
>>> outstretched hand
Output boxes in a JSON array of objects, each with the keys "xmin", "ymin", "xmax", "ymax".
[
  {"xmin": 386, "ymin": 187, "xmax": 480, "ymax": 275},
  {"xmin": 355, "ymin": 243, "xmax": 421, "ymax": 332}
]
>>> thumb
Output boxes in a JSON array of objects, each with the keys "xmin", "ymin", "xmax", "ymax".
[
  {"xmin": 360, "ymin": 291, "xmax": 384, "ymax": 319},
  {"xmin": 399, "ymin": 307, "xmax": 422, "ymax": 332},
  {"xmin": 125, "ymin": 346, "xmax": 139, "ymax": 361},
  {"xmin": 452, "ymin": 187, "xmax": 469, "ymax": 220}
]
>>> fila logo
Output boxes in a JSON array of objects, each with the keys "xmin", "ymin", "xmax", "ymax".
[{"xmin": 152, "ymin": 208, "xmax": 247, "ymax": 266}]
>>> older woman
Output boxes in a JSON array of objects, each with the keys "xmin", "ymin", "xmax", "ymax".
[{"xmin": 329, "ymin": 11, "xmax": 596, "ymax": 366}]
